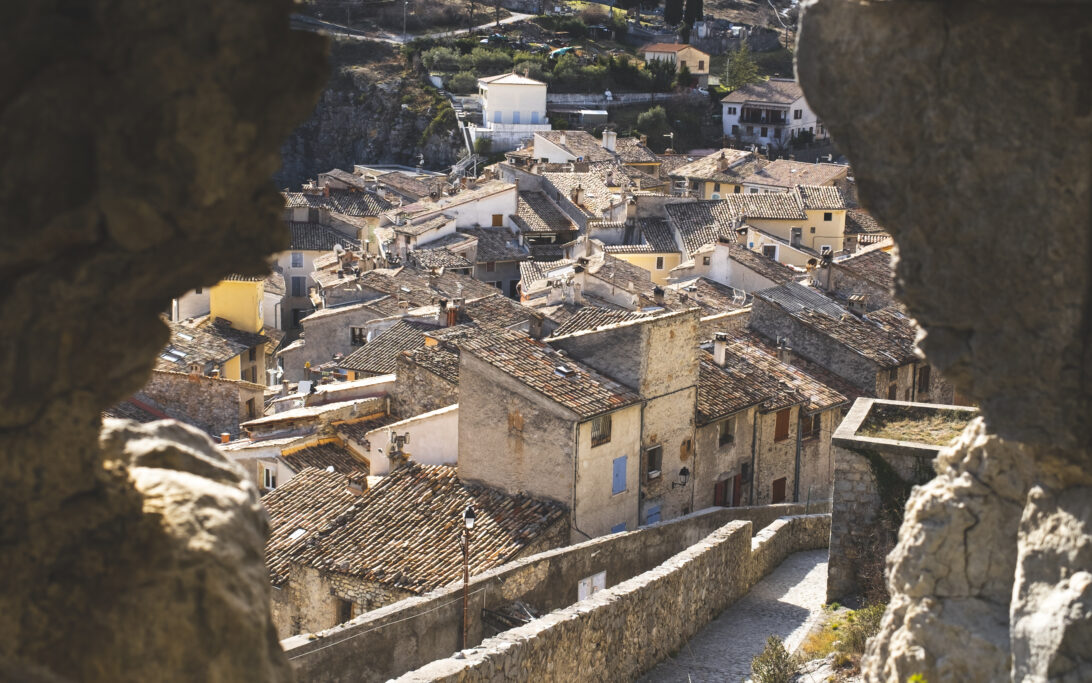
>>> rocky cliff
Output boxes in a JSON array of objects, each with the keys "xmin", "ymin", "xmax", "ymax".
[{"xmin": 276, "ymin": 40, "xmax": 463, "ymax": 187}]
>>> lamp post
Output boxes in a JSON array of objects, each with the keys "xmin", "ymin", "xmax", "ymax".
[
  {"xmin": 671, "ymin": 466, "xmax": 691, "ymax": 489},
  {"xmin": 461, "ymin": 504, "xmax": 476, "ymax": 650}
]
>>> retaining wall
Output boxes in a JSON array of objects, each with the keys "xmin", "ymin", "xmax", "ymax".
[
  {"xmin": 398, "ymin": 514, "xmax": 831, "ymax": 682},
  {"xmin": 283, "ymin": 501, "xmax": 829, "ymax": 682}
]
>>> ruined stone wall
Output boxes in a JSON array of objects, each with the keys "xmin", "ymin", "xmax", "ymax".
[
  {"xmin": 395, "ymin": 514, "xmax": 831, "ymax": 683},
  {"xmin": 141, "ymin": 370, "xmax": 253, "ymax": 438},
  {"xmin": 389, "ymin": 353, "xmax": 458, "ymax": 419},
  {"xmin": 827, "ymin": 441, "xmax": 934, "ymax": 603},
  {"xmin": 284, "ymin": 504, "xmax": 826, "ymax": 683}
]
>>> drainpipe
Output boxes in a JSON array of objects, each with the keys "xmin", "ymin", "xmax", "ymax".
[
  {"xmin": 793, "ymin": 408, "xmax": 803, "ymax": 503},
  {"xmin": 749, "ymin": 408, "xmax": 759, "ymax": 505},
  {"xmin": 570, "ymin": 420, "xmax": 592, "ymax": 541}
]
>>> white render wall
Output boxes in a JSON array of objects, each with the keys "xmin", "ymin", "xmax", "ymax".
[
  {"xmin": 482, "ymin": 81, "xmax": 547, "ymax": 126},
  {"xmin": 434, "ymin": 187, "xmax": 518, "ymax": 229},
  {"xmin": 364, "ymin": 404, "xmax": 459, "ymax": 475},
  {"xmin": 721, "ymin": 96, "xmax": 827, "ymax": 143}
]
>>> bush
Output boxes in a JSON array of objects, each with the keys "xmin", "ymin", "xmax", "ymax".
[
  {"xmin": 473, "ymin": 136, "xmax": 492, "ymax": 155},
  {"xmin": 421, "ymin": 46, "xmax": 461, "ymax": 72},
  {"xmin": 840, "ymin": 604, "xmax": 885, "ymax": 654},
  {"xmin": 446, "ymin": 71, "xmax": 478, "ymax": 94},
  {"xmin": 751, "ymin": 636, "xmax": 796, "ymax": 683}
]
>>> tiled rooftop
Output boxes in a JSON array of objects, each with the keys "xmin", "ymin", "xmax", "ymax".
[
  {"xmin": 667, "ymin": 277, "xmax": 748, "ymax": 315},
  {"xmin": 283, "ymin": 189, "xmax": 392, "ymax": 217},
  {"xmin": 376, "ymin": 172, "xmax": 443, "ymax": 200},
  {"xmin": 721, "ymin": 337, "xmax": 847, "ymax": 413},
  {"xmin": 461, "ymin": 328, "xmax": 642, "ymax": 419},
  {"xmin": 334, "ymin": 413, "xmax": 403, "ymax": 443},
  {"xmin": 601, "ymin": 218, "xmax": 679, "ymax": 254},
  {"xmin": 844, "ymin": 208, "xmax": 886, "ymax": 235},
  {"xmin": 542, "ymin": 172, "xmax": 616, "ymax": 218},
  {"xmin": 457, "ymin": 227, "xmax": 529, "ymax": 263},
  {"xmin": 742, "ymin": 161, "xmax": 847, "ymax": 189},
  {"xmin": 395, "ymin": 215, "xmax": 451, "ymax": 237},
  {"xmin": 287, "ymin": 222, "xmax": 361, "ymax": 251},
  {"xmin": 536, "ymin": 130, "xmax": 615, "ymax": 162},
  {"xmin": 696, "ymin": 351, "xmax": 792, "ymax": 425},
  {"xmin": 796, "ymin": 185, "xmax": 846, "ymax": 211},
  {"xmin": 519, "ymin": 258, "xmax": 576, "ymax": 288},
  {"xmin": 726, "ymin": 242, "xmax": 797, "ymax": 284},
  {"xmin": 836, "ymin": 246, "xmax": 893, "ymax": 286},
  {"xmin": 281, "ymin": 438, "xmax": 370, "ymax": 475},
  {"xmin": 669, "ymin": 149, "xmax": 756, "ymax": 183},
  {"xmin": 262, "ymin": 464, "xmax": 566, "ymax": 592},
  {"xmin": 339, "ymin": 321, "xmax": 435, "ymax": 375},
  {"xmin": 513, "ymin": 191, "xmax": 576, "ymax": 234},
  {"xmin": 157, "ymin": 317, "xmax": 268, "ymax": 372},
  {"xmin": 720, "ymin": 78, "xmax": 803, "ymax": 105},
  {"xmin": 409, "ymin": 247, "xmax": 473, "ymax": 270},
  {"xmin": 614, "ymin": 136, "xmax": 660, "ymax": 164},
  {"xmin": 665, "ymin": 201, "xmax": 742, "ymax": 254},
  {"xmin": 463, "ymin": 293, "xmax": 540, "ymax": 330},
  {"xmin": 547, "ymin": 307, "xmax": 652, "ymax": 337},
  {"xmin": 403, "ymin": 344, "xmax": 461, "ymax": 385}
]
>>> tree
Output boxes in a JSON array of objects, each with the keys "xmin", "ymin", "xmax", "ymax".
[
  {"xmin": 646, "ymin": 58, "xmax": 676, "ymax": 92},
  {"xmin": 675, "ymin": 63, "xmax": 693, "ymax": 88},
  {"xmin": 683, "ymin": 0, "xmax": 702, "ymax": 26},
  {"xmin": 663, "ymin": 0, "xmax": 683, "ymax": 25},
  {"xmin": 636, "ymin": 105, "xmax": 671, "ymax": 150},
  {"xmin": 725, "ymin": 43, "xmax": 760, "ymax": 91}
]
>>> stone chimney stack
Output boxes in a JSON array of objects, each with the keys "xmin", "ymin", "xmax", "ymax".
[
  {"xmin": 601, "ymin": 130, "xmax": 617, "ymax": 152},
  {"xmin": 777, "ymin": 336, "xmax": 793, "ymax": 363},
  {"xmin": 848, "ymin": 294, "xmax": 868, "ymax": 315},
  {"xmin": 653, "ymin": 286, "xmax": 665, "ymax": 306},
  {"xmin": 448, "ymin": 297, "xmax": 464, "ymax": 326},
  {"xmin": 713, "ymin": 332, "xmax": 730, "ymax": 367},
  {"xmin": 717, "ymin": 151, "xmax": 730, "ymax": 171},
  {"xmin": 570, "ymin": 184, "xmax": 585, "ymax": 206}
]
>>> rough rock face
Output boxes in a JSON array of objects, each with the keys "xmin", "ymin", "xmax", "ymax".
[
  {"xmin": 276, "ymin": 43, "xmax": 463, "ymax": 187},
  {"xmin": 797, "ymin": 0, "xmax": 1092, "ymax": 680},
  {"xmin": 0, "ymin": 0, "xmax": 327, "ymax": 679}
]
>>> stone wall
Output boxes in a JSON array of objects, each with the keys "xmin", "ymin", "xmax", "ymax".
[
  {"xmin": 283, "ymin": 503, "xmax": 827, "ymax": 683},
  {"xmin": 753, "ymin": 405, "xmax": 801, "ymax": 505},
  {"xmin": 141, "ymin": 370, "xmax": 262, "ymax": 439},
  {"xmin": 389, "ymin": 352, "xmax": 458, "ymax": 419},
  {"xmin": 395, "ymin": 514, "xmax": 831, "ymax": 682},
  {"xmin": 693, "ymin": 407, "xmax": 757, "ymax": 508}
]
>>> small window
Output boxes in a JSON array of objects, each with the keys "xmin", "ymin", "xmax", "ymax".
[
  {"xmin": 246, "ymin": 397, "xmax": 257, "ymax": 419},
  {"xmin": 801, "ymin": 413, "xmax": 821, "ymax": 440},
  {"xmin": 810, "ymin": 226, "xmax": 816, "ymax": 234},
  {"xmin": 772, "ymin": 128, "xmax": 781, "ymax": 140},
  {"xmin": 823, "ymin": 212, "xmax": 833, "ymax": 221},
  {"xmin": 718, "ymin": 417, "xmax": 735, "ymax": 446},
  {"xmin": 611, "ymin": 455, "xmax": 627, "ymax": 495},
  {"xmin": 291, "ymin": 276, "xmax": 307, "ymax": 298},
  {"xmin": 746, "ymin": 126, "xmax": 754, "ymax": 135},
  {"xmin": 486, "ymin": 261, "xmax": 496, "ymax": 273},
  {"xmin": 762, "ymin": 244, "xmax": 777, "ymax": 259},
  {"xmin": 291, "ymin": 252, "xmax": 304, "ymax": 268},
  {"xmin": 734, "ymin": 186, "xmax": 741, "ymax": 194},
  {"xmin": 646, "ymin": 445, "xmax": 663, "ymax": 479},
  {"xmin": 680, "ymin": 60, "xmax": 686, "ymax": 69},
  {"xmin": 772, "ymin": 477, "xmax": 787, "ymax": 504},
  {"xmin": 749, "ymin": 188, "xmax": 759, "ymax": 194},
  {"xmin": 794, "ymin": 109, "xmax": 802, "ymax": 120},
  {"xmin": 702, "ymin": 256, "xmax": 711, "ymax": 266},
  {"xmin": 655, "ymin": 256, "xmax": 664, "ymax": 270},
  {"xmin": 714, "ymin": 183, "xmax": 721, "ymax": 192},
  {"xmin": 592, "ymin": 414, "xmax": 612, "ymax": 447},
  {"xmin": 698, "ymin": 60, "xmax": 705, "ymax": 70},
  {"xmin": 492, "ymin": 214, "xmax": 504, "ymax": 227},
  {"xmin": 887, "ymin": 382, "xmax": 898, "ymax": 400},
  {"xmin": 731, "ymin": 124, "xmax": 739, "ymax": 135},
  {"xmin": 292, "ymin": 308, "xmax": 306, "ymax": 329},
  {"xmin": 194, "ymin": 287, "xmax": 202, "ymax": 295},
  {"xmin": 350, "ymin": 327, "xmax": 366, "ymax": 346},
  {"xmin": 726, "ymin": 106, "xmax": 737, "ymax": 115},
  {"xmin": 760, "ymin": 127, "xmax": 768, "ymax": 137},
  {"xmin": 918, "ymin": 365, "xmax": 932, "ymax": 393},
  {"xmin": 263, "ymin": 466, "xmax": 277, "ymax": 490},
  {"xmin": 774, "ymin": 408, "xmax": 791, "ymax": 442},
  {"xmin": 248, "ymin": 347, "xmax": 256, "ymax": 362}
]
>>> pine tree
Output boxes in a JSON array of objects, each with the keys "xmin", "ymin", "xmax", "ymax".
[
  {"xmin": 726, "ymin": 43, "xmax": 760, "ymax": 91},
  {"xmin": 663, "ymin": 0, "xmax": 683, "ymax": 26},
  {"xmin": 683, "ymin": 0, "xmax": 703, "ymax": 26}
]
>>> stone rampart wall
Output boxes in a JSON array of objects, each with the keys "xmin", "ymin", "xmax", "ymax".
[
  {"xmin": 284, "ymin": 502, "xmax": 829, "ymax": 682},
  {"xmin": 397, "ymin": 514, "xmax": 831, "ymax": 682}
]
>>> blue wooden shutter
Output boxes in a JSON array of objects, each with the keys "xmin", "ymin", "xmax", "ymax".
[
  {"xmin": 646, "ymin": 505, "xmax": 661, "ymax": 524},
  {"xmin": 612, "ymin": 455, "xmax": 627, "ymax": 495},
  {"xmin": 611, "ymin": 522, "xmax": 627, "ymax": 533}
]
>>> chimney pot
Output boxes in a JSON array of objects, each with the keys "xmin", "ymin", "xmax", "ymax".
[
  {"xmin": 713, "ymin": 332, "xmax": 730, "ymax": 367},
  {"xmin": 220, "ymin": 432, "xmax": 230, "ymax": 444}
]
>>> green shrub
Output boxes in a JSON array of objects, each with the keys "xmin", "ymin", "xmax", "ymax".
[
  {"xmin": 751, "ymin": 635, "xmax": 797, "ymax": 683},
  {"xmin": 840, "ymin": 604, "xmax": 885, "ymax": 654},
  {"xmin": 421, "ymin": 46, "xmax": 461, "ymax": 72},
  {"xmin": 446, "ymin": 71, "xmax": 478, "ymax": 94}
]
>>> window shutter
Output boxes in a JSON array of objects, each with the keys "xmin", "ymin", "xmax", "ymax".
[{"xmin": 612, "ymin": 456, "xmax": 627, "ymax": 495}]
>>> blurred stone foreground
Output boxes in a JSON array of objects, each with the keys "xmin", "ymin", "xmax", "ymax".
[
  {"xmin": 0, "ymin": 0, "xmax": 327, "ymax": 680},
  {"xmin": 1, "ymin": 0, "xmax": 1089, "ymax": 681},
  {"xmin": 797, "ymin": 0, "xmax": 1092, "ymax": 681}
]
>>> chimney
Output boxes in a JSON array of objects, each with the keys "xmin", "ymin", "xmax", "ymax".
[
  {"xmin": 559, "ymin": 133, "xmax": 567, "ymax": 147},
  {"xmin": 448, "ymin": 297, "xmax": 464, "ymax": 326},
  {"xmin": 653, "ymin": 286, "xmax": 665, "ymax": 306},
  {"xmin": 717, "ymin": 151, "xmax": 730, "ymax": 171},
  {"xmin": 848, "ymin": 294, "xmax": 868, "ymax": 315},
  {"xmin": 713, "ymin": 332, "xmax": 730, "ymax": 367},
  {"xmin": 639, "ymin": 134, "xmax": 648, "ymax": 147},
  {"xmin": 601, "ymin": 130, "xmax": 617, "ymax": 152},
  {"xmin": 220, "ymin": 432, "xmax": 230, "ymax": 444},
  {"xmin": 626, "ymin": 198, "xmax": 637, "ymax": 219},
  {"xmin": 437, "ymin": 298, "xmax": 448, "ymax": 325},
  {"xmin": 570, "ymin": 184, "xmax": 585, "ymax": 206},
  {"xmin": 777, "ymin": 337, "xmax": 793, "ymax": 363},
  {"xmin": 528, "ymin": 312, "xmax": 545, "ymax": 339}
]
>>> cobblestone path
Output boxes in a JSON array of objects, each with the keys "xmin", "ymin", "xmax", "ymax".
[{"xmin": 639, "ymin": 549, "xmax": 829, "ymax": 683}]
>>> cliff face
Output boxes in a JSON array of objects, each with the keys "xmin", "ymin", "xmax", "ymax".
[{"xmin": 276, "ymin": 42, "xmax": 463, "ymax": 188}]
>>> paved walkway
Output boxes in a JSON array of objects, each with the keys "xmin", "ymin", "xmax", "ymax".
[{"xmin": 640, "ymin": 549, "xmax": 829, "ymax": 683}]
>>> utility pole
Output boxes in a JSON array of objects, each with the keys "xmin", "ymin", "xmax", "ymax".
[{"xmin": 403, "ymin": 0, "xmax": 408, "ymax": 43}]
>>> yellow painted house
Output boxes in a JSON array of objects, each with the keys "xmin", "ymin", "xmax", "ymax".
[{"xmin": 669, "ymin": 149, "xmax": 761, "ymax": 199}]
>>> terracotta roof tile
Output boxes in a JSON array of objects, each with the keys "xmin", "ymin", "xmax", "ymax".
[
  {"xmin": 262, "ymin": 464, "xmax": 566, "ymax": 592},
  {"xmin": 157, "ymin": 317, "xmax": 268, "ymax": 373},
  {"xmin": 513, "ymin": 191, "xmax": 577, "ymax": 233},
  {"xmin": 720, "ymin": 78, "xmax": 803, "ymax": 105},
  {"xmin": 742, "ymin": 161, "xmax": 847, "ymax": 189},
  {"xmin": 282, "ymin": 189, "xmax": 392, "ymax": 217},
  {"xmin": 281, "ymin": 439, "xmax": 370, "ymax": 475},
  {"xmin": 339, "ymin": 321, "xmax": 435, "ymax": 375},
  {"xmin": 836, "ymin": 246, "xmax": 893, "ymax": 287},
  {"xmin": 457, "ymin": 227, "xmax": 529, "ymax": 263},
  {"xmin": 287, "ymin": 222, "xmax": 361, "ymax": 251}
]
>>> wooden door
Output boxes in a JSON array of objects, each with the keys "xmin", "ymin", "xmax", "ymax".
[
  {"xmin": 732, "ymin": 474, "xmax": 742, "ymax": 507},
  {"xmin": 714, "ymin": 480, "xmax": 728, "ymax": 507}
]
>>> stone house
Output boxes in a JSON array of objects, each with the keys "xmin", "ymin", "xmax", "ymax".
[
  {"xmin": 740, "ymin": 160, "xmax": 848, "ymax": 195},
  {"xmin": 456, "ymin": 226, "xmax": 529, "ymax": 299},
  {"xmin": 721, "ymin": 78, "xmax": 828, "ymax": 147},
  {"xmin": 389, "ymin": 343, "xmax": 460, "ymax": 418},
  {"xmin": 263, "ymin": 463, "xmax": 567, "ymax": 638},
  {"xmin": 815, "ymin": 242, "xmax": 896, "ymax": 311},
  {"xmin": 599, "ymin": 217, "xmax": 683, "ymax": 286},
  {"xmin": 748, "ymin": 281, "xmax": 949, "ymax": 403},
  {"xmin": 457, "ymin": 328, "xmax": 645, "ymax": 541},
  {"xmin": 640, "ymin": 43, "xmax": 711, "ymax": 77},
  {"xmin": 668, "ymin": 149, "xmax": 761, "ymax": 198},
  {"xmin": 159, "ymin": 315, "xmax": 268, "ymax": 386},
  {"xmin": 667, "ymin": 239, "xmax": 798, "ymax": 293},
  {"xmin": 510, "ymin": 189, "xmax": 578, "ymax": 251},
  {"xmin": 547, "ymin": 309, "xmax": 702, "ymax": 525},
  {"xmin": 282, "ymin": 182, "xmax": 392, "ymax": 254},
  {"xmin": 279, "ymin": 222, "xmax": 362, "ymax": 330}
]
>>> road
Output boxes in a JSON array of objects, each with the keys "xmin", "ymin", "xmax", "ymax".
[
  {"xmin": 639, "ymin": 549, "xmax": 829, "ymax": 683},
  {"xmin": 291, "ymin": 12, "xmax": 532, "ymax": 44}
]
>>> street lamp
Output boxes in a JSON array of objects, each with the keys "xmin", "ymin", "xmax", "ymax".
[
  {"xmin": 671, "ymin": 466, "xmax": 691, "ymax": 489},
  {"xmin": 461, "ymin": 504, "xmax": 476, "ymax": 649}
]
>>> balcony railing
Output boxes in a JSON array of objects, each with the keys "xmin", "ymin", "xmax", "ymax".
[{"xmin": 738, "ymin": 114, "xmax": 787, "ymax": 125}]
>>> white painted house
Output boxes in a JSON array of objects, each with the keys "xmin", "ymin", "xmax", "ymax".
[
  {"xmin": 470, "ymin": 73, "xmax": 551, "ymax": 152},
  {"xmin": 721, "ymin": 78, "xmax": 829, "ymax": 147}
]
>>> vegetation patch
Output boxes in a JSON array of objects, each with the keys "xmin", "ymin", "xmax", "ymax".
[
  {"xmin": 797, "ymin": 603, "xmax": 887, "ymax": 679},
  {"xmin": 858, "ymin": 405, "xmax": 972, "ymax": 446}
]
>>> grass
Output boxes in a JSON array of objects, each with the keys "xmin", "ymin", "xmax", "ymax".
[
  {"xmin": 797, "ymin": 603, "xmax": 887, "ymax": 677},
  {"xmin": 858, "ymin": 407, "xmax": 972, "ymax": 446}
]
